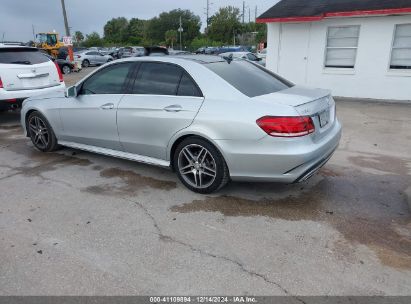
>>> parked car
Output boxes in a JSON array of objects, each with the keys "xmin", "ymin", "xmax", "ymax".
[
  {"xmin": 195, "ymin": 47, "xmax": 206, "ymax": 54},
  {"xmin": 70, "ymin": 51, "xmax": 113, "ymax": 67},
  {"xmin": 204, "ymin": 47, "xmax": 219, "ymax": 54},
  {"xmin": 21, "ymin": 55, "xmax": 341, "ymax": 193},
  {"xmin": 145, "ymin": 46, "xmax": 169, "ymax": 56},
  {"xmin": 43, "ymin": 53, "xmax": 75, "ymax": 74},
  {"xmin": 169, "ymin": 50, "xmax": 192, "ymax": 56},
  {"xmin": 0, "ymin": 44, "xmax": 65, "ymax": 111},
  {"xmin": 120, "ymin": 46, "xmax": 145, "ymax": 58},
  {"xmin": 215, "ymin": 46, "xmax": 250, "ymax": 55},
  {"xmin": 219, "ymin": 52, "xmax": 265, "ymax": 65}
]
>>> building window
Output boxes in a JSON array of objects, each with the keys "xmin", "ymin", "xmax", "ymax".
[
  {"xmin": 325, "ymin": 25, "xmax": 360, "ymax": 69},
  {"xmin": 390, "ymin": 24, "xmax": 411, "ymax": 70}
]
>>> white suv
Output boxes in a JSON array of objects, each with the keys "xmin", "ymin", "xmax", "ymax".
[{"xmin": 0, "ymin": 44, "xmax": 65, "ymax": 111}]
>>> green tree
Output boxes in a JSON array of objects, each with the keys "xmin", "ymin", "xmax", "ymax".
[
  {"xmin": 165, "ymin": 30, "xmax": 178, "ymax": 48},
  {"xmin": 74, "ymin": 31, "xmax": 84, "ymax": 45},
  {"xmin": 104, "ymin": 17, "xmax": 129, "ymax": 44},
  {"xmin": 83, "ymin": 32, "xmax": 103, "ymax": 47},
  {"xmin": 208, "ymin": 6, "xmax": 242, "ymax": 44},
  {"xmin": 128, "ymin": 18, "xmax": 148, "ymax": 45},
  {"xmin": 190, "ymin": 36, "xmax": 221, "ymax": 51},
  {"xmin": 146, "ymin": 9, "xmax": 201, "ymax": 45}
]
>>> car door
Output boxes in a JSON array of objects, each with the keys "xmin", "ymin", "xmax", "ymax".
[
  {"xmin": 96, "ymin": 52, "xmax": 106, "ymax": 64},
  {"xmin": 117, "ymin": 62, "xmax": 205, "ymax": 160},
  {"xmin": 59, "ymin": 62, "xmax": 135, "ymax": 150}
]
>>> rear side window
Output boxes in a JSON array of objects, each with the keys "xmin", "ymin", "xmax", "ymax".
[
  {"xmin": 133, "ymin": 63, "xmax": 181, "ymax": 95},
  {"xmin": 205, "ymin": 61, "xmax": 292, "ymax": 97},
  {"xmin": 0, "ymin": 48, "xmax": 50, "ymax": 65},
  {"xmin": 132, "ymin": 62, "xmax": 202, "ymax": 97},
  {"xmin": 178, "ymin": 73, "xmax": 202, "ymax": 97},
  {"xmin": 80, "ymin": 63, "xmax": 134, "ymax": 95}
]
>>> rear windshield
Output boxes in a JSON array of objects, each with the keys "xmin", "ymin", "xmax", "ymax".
[
  {"xmin": 0, "ymin": 48, "xmax": 50, "ymax": 65},
  {"xmin": 205, "ymin": 60, "xmax": 293, "ymax": 97}
]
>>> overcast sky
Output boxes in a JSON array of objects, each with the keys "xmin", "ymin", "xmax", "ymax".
[{"xmin": 0, "ymin": 0, "xmax": 277, "ymax": 42}]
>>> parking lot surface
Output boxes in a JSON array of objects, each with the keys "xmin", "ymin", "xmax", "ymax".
[{"xmin": 0, "ymin": 79, "xmax": 410, "ymax": 295}]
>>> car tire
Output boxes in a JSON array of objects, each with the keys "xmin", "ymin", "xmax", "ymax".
[
  {"xmin": 174, "ymin": 137, "xmax": 229, "ymax": 194},
  {"xmin": 82, "ymin": 59, "xmax": 90, "ymax": 68},
  {"xmin": 62, "ymin": 65, "xmax": 71, "ymax": 74},
  {"xmin": 27, "ymin": 111, "xmax": 59, "ymax": 152}
]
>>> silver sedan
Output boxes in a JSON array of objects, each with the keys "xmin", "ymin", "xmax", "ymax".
[
  {"xmin": 21, "ymin": 55, "xmax": 341, "ymax": 193},
  {"xmin": 70, "ymin": 51, "xmax": 113, "ymax": 67}
]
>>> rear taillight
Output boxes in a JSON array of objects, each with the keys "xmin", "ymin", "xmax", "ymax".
[
  {"xmin": 256, "ymin": 116, "xmax": 315, "ymax": 137},
  {"xmin": 0, "ymin": 77, "xmax": 3, "ymax": 89},
  {"xmin": 54, "ymin": 62, "xmax": 64, "ymax": 82}
]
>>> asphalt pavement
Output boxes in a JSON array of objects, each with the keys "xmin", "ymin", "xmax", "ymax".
[{"xmin": 0, "ymin": 87, "xmax": 410, "ymax": 295}]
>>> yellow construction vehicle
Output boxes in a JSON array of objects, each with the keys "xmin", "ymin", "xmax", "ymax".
[{"xmin": 35, "ymin": 32, "xmax": 65, "ymax": 58}]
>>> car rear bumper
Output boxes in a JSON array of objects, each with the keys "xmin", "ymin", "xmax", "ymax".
[
  {"xmin": 215, "ymin": 120, "xmax": 342, "ymax": 182},
  {"xmin": 0, "ymin": 83, "xmax": 65, "ymax": 103},
  {"xmin": 0, "ymin": 98, "xmax": 25, "ymax": 110}
]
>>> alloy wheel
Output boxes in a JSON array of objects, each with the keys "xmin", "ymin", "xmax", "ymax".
[
  {"xmin": 177, "ymin": 144, "xmax": 217, "ymax": 189},
  {"xmin": 28, "ymin": 116, "xmax": 49, "ymax": 150}
]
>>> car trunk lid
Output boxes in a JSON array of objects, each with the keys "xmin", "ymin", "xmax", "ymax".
[
  {"xmin": 0, "ymin": 61, "xmax": 60, "ymax": 91},
  {"xmin": 252, "ymin": 86, "xmax": 336, "ymax": 138},
  {"xmin": 0, "ymin": 47, "xmax": 61, "ymax": 91}
]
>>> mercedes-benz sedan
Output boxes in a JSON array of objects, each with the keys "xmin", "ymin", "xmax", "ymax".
[{"xmin": 21, "ymin": 55, "xmax": 341, "ymax": 193}]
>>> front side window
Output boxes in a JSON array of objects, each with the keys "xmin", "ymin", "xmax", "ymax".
[
  {"xmin": 325, "ymin": 25, "xmax": 360, "ymax": 68},
  {"xmin": 390, "ymin": 24, "xmax": 411, "ymax": 70},
  {"xmin": 80, "ymin": 63, "xmax": 134, "ymax": 95},
  {"xmin": 205, "ymin": 60, "xmax": 292, "ymax": 98}
]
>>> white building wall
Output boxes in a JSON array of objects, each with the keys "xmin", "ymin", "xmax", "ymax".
[{"xmin": 266, "ymin": 15, "xmax": 411, "ymax": 101}]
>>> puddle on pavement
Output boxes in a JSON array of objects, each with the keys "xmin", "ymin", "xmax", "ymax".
[
  {"xmin": 171, "ymin": 167, "xmax": 411, "ymax": 269},
  {"xmin": 0, "ymin": 131, "xmax": 92, "ymax": 177},
  {"xmin": 84, "ymin": 167, "xmax": 176, "ymax": 196},
  {"xmin": 1, "ymin": 127, "xmax": 177, "ymax": 192}
]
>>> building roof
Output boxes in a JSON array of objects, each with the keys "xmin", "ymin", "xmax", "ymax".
[{"xmin": 257, "ymin": 0, "xmax": 411, "ymax": 23}]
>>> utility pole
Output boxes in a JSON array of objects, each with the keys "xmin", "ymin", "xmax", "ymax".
[
  {"xmin": 233, "ymin": 29, "xmax": 236, "ymax": 46},
  {"xmin": 32, "ymin": 24, "xmax": 36, "ymax": 42},
  {"xmin": 60, "ymin": 0, "xmax": 70, "ymax": 37},
  {"xmin": 60, "ymin": 0, "xmax": 73, "ymax": 62},
  {"xmin": 255, "ymin": 6, "xmax": 258, "ymax": 22},
  {"xmin": 178, "ymin": 16, "xmax": 183, "ymax": 51},
  {"xmin": 205, "ymin": 0, "xmax": 212, "ymax": 30},
  {"xmin": 249, "ymin": 7, "xmax": 251, "ymax": 23},
  {"xmin": 242, "ymin": 1, "xmax": 245, "ymax": 24}
]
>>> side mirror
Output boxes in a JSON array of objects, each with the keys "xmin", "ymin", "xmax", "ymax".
[{"xmin": 65, "ymin": 86, "xmax": 77, "ymax": 98}]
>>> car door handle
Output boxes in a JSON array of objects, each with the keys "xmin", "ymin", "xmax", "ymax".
[
  {"xmin": 100, "ymin": 103, "xmax": 114, "ymax": 110},
  {"xmin": 163, "ymin": 105, "xmax": 183, "ymax": 112}
]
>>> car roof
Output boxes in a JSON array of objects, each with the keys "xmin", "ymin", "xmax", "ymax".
[{"xmin": 118, "ymin": 54, "xmax": 225, "ymax": 65}]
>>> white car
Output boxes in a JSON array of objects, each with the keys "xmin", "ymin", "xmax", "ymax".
[
  {"xmin": 219, "ymin": 51, "xmax": 265, "ymax": 66},
  {"xmin": 0, "ymin": 44, "xmax": 65, "ymax": 111}
]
